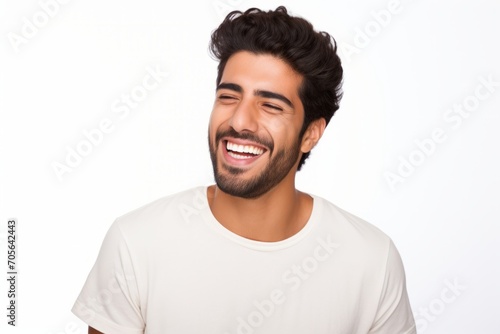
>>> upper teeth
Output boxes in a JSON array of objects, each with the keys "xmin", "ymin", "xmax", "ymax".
[{"xmin": 227, "ymin": 141, "xmax": 264, "ymax": 155}]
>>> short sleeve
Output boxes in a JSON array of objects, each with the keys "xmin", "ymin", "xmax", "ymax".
[
  {"xmin": 72, "ymin": 221, "xmax": 145, "ymax": 334},
  {"xmin": 369, "ymin": 240, "xmax": 416, "ymax": 334}
]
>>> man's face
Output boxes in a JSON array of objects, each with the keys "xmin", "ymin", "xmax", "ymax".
[{"xmin": 208, "ymin": 51, "xmax": 305, "ymax": 199}]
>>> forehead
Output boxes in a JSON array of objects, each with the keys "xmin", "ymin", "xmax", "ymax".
[{"xmin": 220, "ymin": 51, "xmax": 303, "ymax": 98}]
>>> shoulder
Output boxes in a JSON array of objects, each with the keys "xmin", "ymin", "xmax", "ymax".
[
  {"xmin": 309, "ymin": 194, "xmax": 406, "ymax": 280},
  {"xmin": 311, "ymin": 195, "xmax": 411, "ymax": 303},
  {"xmin": 312, "ymin": 195, "xmax": 391, "ymax": 248},
  {"xmin": 112, "ymin": 186, "xmax": 208, "ymax": 233}
]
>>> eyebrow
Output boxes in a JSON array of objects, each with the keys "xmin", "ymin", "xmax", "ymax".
[
  {"xmin": 216, "ymin": 82, "xmax": 294, "ymax": 109},
  {"xmin": 216, "ymin": 82, "xmax": 242, "ymax": 93}
]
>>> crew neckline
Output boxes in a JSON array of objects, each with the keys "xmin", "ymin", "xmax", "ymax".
[{"xmin": 199, "ymin": 186, "xmax": 322, "ymax": 251}]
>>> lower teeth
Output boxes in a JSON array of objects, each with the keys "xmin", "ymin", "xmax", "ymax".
[{"xmin": 228, "ymin": 151, "xmax": 256, "ymax": 159}]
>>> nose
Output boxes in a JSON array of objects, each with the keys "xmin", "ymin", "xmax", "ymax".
[{"xmin": 228, "ymin": 99, "xmax": 258, "ymax": 133}]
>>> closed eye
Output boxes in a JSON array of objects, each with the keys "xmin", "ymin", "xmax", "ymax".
[
  {"xmin": 218, "ymin": 95, "xmax": 238, "ymax": 103},
  {"xmin": 263, "ymin": 103, "xmax": 283, "ymax": 111},
  {"xmin": 219, "ymin": 95, "xmax": 236, "ymax": 100}
]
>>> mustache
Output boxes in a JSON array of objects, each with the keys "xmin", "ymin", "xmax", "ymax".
[{"xmin": 215, "ymin": 128, "xmax": 274, "ymax": 152}]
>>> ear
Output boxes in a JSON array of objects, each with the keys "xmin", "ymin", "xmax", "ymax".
[{"xmin": 300, "ymin": 118, "xmax": 326, "ymax": 153}]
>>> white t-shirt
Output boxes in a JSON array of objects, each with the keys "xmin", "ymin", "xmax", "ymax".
[{"xmin": 72, "ymin": 187, "xmax": 416, "ymax": 334}]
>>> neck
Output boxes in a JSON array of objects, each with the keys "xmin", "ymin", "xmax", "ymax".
[{"xmin": 207, "ymin": 175, "xmax": 313, "ymax": 242}]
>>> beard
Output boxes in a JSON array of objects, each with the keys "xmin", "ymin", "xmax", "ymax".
[{"xmin": 209, "ymin": 128, "xmax": 301, "ymax": 199}]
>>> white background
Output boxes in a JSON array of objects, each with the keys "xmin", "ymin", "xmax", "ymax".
[{"xmin": 1, "ymin": 0, "xmax": 499, "ymax": 333}]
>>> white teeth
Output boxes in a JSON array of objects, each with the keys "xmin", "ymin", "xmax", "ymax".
[
  {"xmin": 228, "ymin": 151, "xmax": 253, "ymax": 159},
  {"xmin": 226, "ymin": 141, "xmax": 264, "ymax": 155}
]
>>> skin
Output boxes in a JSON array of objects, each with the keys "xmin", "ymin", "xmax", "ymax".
[
  {"xmin": 87, "ymin": 50, "xmax": 326, "ymax": 333},
  {"xmin": 207, "ymin": 51, "xmax": 325, "ymax": 242}
]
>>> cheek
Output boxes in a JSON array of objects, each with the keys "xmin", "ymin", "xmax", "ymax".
[
  {"xmin": 209, "ymin": 103, "xmax": 233, "ymax": 126},
  {"xmin": 264, "ymin": 116, "xmax": 301, "ymax": 143},
  {"xmin": 208, "ymin": 108, "xmax": 232, "ymax": 148},
  {"xmin": 208, "ymin": 110, "xmax": 223, "ymax": 136}
]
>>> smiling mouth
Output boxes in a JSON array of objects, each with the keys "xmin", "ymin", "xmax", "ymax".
[{"xmin": 225, "ymin": 140, "xmax": 266, "ymax": 160}]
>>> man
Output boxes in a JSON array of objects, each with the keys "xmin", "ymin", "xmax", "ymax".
[{"xmin": 73, "ymin": 7, "xmax": 416, "ymax": 334}]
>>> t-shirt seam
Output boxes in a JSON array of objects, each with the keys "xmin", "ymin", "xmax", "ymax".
[
  {"xmin": 401, "ymin": 324, "xmax": 417, "ymax": 334},
  {"xmin": 115, "ymin": 222, "xmax": 145, "ymax": 324},
  {"xmin": 72, "ymin": 300, "xmax": 144, "ymax": 334},
  {"xmin": 369, "ymin": 238, "xmax": 393, "ymax": 330}
]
